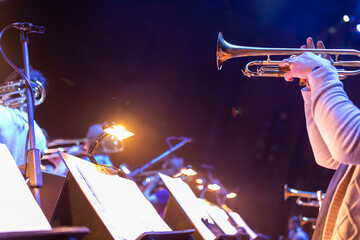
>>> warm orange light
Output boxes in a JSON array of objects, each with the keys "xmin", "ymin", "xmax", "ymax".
[
  {"xmin": 104, "ymin": 125, "xmax": 134, "ymax": 140},
  {"xmin": 208, "ymin": 183, "xmax": 221, "ymax": 191},
  {"xmin": 226, "ymin": 192, "xmax": 237, "ymax": 199},
  {"xmin": 181, "ymin": 168, "xmax": 197, "ymax": 176},
  {"xmin": 196, "ymin": 178, "xmax": 204, "ymax": 184}
]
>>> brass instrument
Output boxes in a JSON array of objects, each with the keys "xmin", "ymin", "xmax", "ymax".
[
  {"xmin": 216, "ymin": 32, "xmax": 360, "ymax": 79},
  {"xmin": 43, "ymin": 136, "xmax": 125, "ymax": 160},
  {"xmin": 0, "ymin": 79, "xmax": 46, "ymax": 108},
  {"xmin": 42, "ymin": 138, "xmax": 88, "ymax": 160},
  {"xmin": 47, "ymin": 138, "xmax": 87, "ymax": 148},
  {"xmin": 300, "ymin": 215, "xmax": 317, "ymax": 229},
  {"xmin": 284, "ymin": 184, "xmax": 325, "ymax": 208}
]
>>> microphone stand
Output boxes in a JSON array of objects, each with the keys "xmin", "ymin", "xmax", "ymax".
[
  {"xmin": 20, "ymin": 31, "xmax": 42, "ymax": 206},
  {"xmin": 130, "ymin": 137, "xmax": 192, "ymax": 178}
]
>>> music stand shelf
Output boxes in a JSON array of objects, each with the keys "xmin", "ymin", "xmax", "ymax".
[
  {"xmin": 136, "ymin": 229, "xmax": 195, "ymax": 240},
  {"xmin": 215, "ymin": 234, "xmax": 249, "ymax": 240},
  {"xmin": 0, "ymin": 226, "xmax": 90, "ymax": 240}
]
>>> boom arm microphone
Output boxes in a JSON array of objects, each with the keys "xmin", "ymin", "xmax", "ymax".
[{"xmin": 13, "ymin": 22, "xmax": 45, "ymax": 34}]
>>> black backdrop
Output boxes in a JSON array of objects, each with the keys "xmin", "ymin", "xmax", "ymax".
[{"xmin": 1, "ymin": 0, "xmax": 360, "ymax": 238}]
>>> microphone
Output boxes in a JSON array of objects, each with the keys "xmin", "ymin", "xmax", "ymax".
[{"xmin": 13, "ymin": 22, "xmax": 45, "ymax": 34}]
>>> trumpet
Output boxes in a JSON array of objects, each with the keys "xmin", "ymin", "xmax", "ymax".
[
  {"xmin": 300, "ymin": 215, "xmax": 317, "ymax": 229},
  {"xmin": 216, "ymin": 32, "xmax": 360, "ymax": 80},
  {"xmin": 0, "ymin": 79, "xmax": 46, "ymax": 108},
  {"xmin": 284, "ymin": 184, "xmax": 325, "ymax": 208}
]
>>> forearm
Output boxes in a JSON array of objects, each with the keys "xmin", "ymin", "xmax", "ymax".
[
  {"xmin": 302, "ymin": 90, "xmax": 339, "ymax": 169},
  {"xmin": 310, "ymin": 65, "xmax": 360, "ymax": 165}
]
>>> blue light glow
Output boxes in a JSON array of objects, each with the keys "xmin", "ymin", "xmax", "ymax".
[{"xmin": 356, "ymin": 24, "xmax": 360, "ymax": 32}]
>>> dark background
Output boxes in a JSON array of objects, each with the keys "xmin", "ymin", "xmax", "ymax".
[{"xmin": 1, "ymin": 0, "xmax": 360, "ymax": 238}]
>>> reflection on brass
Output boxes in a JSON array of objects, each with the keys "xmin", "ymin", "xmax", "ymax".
[
  {"xmin": 284, "ymin": 184, "xmax": 325, "ymax": 208},
  {"xmin": 0, "ymin": 79, "xmax": 46, "ymax": 108}
]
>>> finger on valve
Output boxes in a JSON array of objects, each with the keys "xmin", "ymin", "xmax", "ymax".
[
  {"xmin": 306, "ymin": 37, "xmax": 315, "ymax": 49},
  {"xmin": 317, "ymin": 40, "xmax": 332, "ymax": 62},
  {"xmin": 298, "ymin": 38, "xmax": 315, "ymax": 87}
]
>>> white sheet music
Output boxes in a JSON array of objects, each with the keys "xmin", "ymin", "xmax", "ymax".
[
  {"xmin": 159, "ymin": 173, "xmax": 216, "ymax": 240},
  {"xmin": 0, "ymin": 144, "xmax": 51, "ymax": 232},
  {"xmin": 200, "ymin": 199, "xmax": 238, "ymax": 235},
  {"xmin": 227, "ymin": 211, "xmax": 258, "ymax": 240},
  {"xmin": 61, "ymin": 152, "xmax": 171, "ymax": 240}
]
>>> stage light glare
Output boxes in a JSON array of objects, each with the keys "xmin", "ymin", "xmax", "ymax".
[
  {"xmin": 88, "ymin": 121, "xmax": 134, "ymax": 166},
  {"xmin": 104, "ymin": 125, "xmax": 134, "ymax": 140},
  {"xmin": 197, "ymin": 184, "xmax": 204, "ymax": 190},
  {"xmin": 226, "ymin": 192, "xmax": 237, "ymax": 199},
  {"xmin": 119, "ymin": 164, "xmax": 131, "ymax": 175},
  {"xmin": 181, "ymin": 168, "xmax": 197, "ymax": 176},
  {"xmin": 343, "ymin": 15, "xmax": 350, "ymax": 22},
  {"xmin": 208, "ymin": 183, "xmax": 221, "ymax": 191},
  {"xmin": 356, "ymin": 24, "xmax": 360, "ymax": 32},
  {"xmin": 196, "ymin": 178, "xmax": 204, "ymax": 184}
]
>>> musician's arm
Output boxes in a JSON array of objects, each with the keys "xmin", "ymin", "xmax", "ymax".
[
  {"xmin": 302, "ymin": 89, "xmax": 339, "ymax": 169},
  {"xmin": 309, "ymin": 65, "xmax": 360, "ymax": 165}
]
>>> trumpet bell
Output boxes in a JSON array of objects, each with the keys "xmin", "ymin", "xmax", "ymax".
[
  {"xmin": 0, "ymin": 79, "xmax": 46, "ymax": 108},
  {"xmin": 216, "ymin": 32, "xmax": 228, "ymax": 70},
  {"xmin": 217, "ymin": 32, "xmax": 260, "ymax": 70}
]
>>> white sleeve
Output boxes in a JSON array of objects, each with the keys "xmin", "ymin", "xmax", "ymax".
[
  {"xmin": 302, "ymin": 89, "xmax": 339, "ymax": 169},
  {"xmin": 0, "ymin": 106, "xmax": 18, "ymax": 143},
  {"xmin": 309, "ymin": 65, "xmax": 360, "ymax": 165}
]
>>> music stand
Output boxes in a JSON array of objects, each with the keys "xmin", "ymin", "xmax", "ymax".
[
  {"xmin": 0, "ymin": 227, "xmax": 89, "ymax": 240},
  {"xmin": 160, "ymin": 174, "xmax": 249, "ymax": 240},
  {"xmin": 200, "ymin": 200, "xmax": 238, "ymax": 235},
  {"xmin": 0, "ymin": 144, "xmax": 50, "ymax": 232},
  {"xmin": 52, "ymin": 152, "xmax": 194, "ymax": 240},
  {"xmin": 221, "ymin": 205, "xmax": 258, "ymax": 240},
  {"xmin": 0, "ymin": 144, "xmax": 89, "ymax": 240},
  {"xmin": 136, "ymin": 230, "xmax": 195, "ymax": 240}
]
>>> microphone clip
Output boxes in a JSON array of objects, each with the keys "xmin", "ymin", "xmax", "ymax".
[{"xmin": 13, "ymin": 22, "xmax": 45, "ymax": 34}]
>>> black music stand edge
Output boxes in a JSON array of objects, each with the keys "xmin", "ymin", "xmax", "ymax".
[
  {"xmin": 215, "ymin": 233, "xmax": 250, "ymax": 240},
  {"xmin": 136, "ymin": 229, "xmax": 195, "ymax": 240},
  {"xmin": 0, "ymin": 226, "xmax": 90, "ymax": 240}
]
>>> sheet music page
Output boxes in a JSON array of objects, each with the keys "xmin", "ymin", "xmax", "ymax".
[
  {"xmin": 159, "ymin": 173, "xmax": 216, "ymax": 240},
  {"xmin": 61, "ymin": 153, "xmax": 171, "ymax": 240},
  {"xmin": 0, "ymin": 144, "xmax": 52, "ymax": 232},
  {"xmin": 227, "ymin": 211, "xmax": 258, "ymax": 240},
  {"xmin": 200, "ymin": 199, "xmax": 238, "ymax": 235}
]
